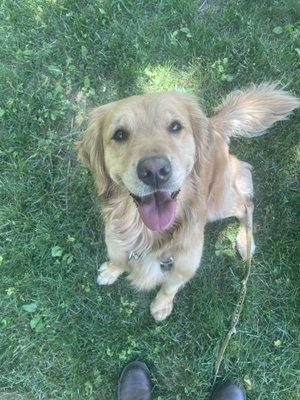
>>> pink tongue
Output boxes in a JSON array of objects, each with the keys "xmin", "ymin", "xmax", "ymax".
[{"xmin": 137, "ymin": 191, "xmax": 176, "ymax": 231}]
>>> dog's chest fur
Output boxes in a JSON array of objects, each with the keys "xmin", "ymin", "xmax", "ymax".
[{"xmin": 101, "ymin": 180, "xmax": 206, "ymax": 290}]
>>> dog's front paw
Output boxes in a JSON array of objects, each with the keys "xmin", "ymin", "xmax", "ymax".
[
  {"xmin": 97, "ymin": 262, "xmax": 123, "ymax": 285},
  {"xmin": 150, "ymin": 296, "xmax": 173, "ymax": 322}
]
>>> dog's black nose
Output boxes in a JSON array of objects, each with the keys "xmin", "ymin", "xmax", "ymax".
[{"xmin": 137, "ymin": 156, "xmax": 172, "ymax": 187}]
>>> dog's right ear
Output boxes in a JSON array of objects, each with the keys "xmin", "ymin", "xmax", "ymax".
[{"xmin": 75, "ymin": 104, "xmax": 111, "ymax": 196}]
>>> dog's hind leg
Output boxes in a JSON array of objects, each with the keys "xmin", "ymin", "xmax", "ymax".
[
  {"xmin": 236, "ymin": 199, "xmax": 255, "ymax": 260},
  {"xmin": 207, "ymin": 157, "xmax": 255, "ymax": 260},
  {"xmin": 234, "ymin": 160, "xmax": 256, "ymax": 260}
]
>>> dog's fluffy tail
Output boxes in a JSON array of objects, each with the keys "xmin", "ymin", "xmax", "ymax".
[{"xmin": 210, "ymin": 83, "xmax": 299, "ymax": 138}]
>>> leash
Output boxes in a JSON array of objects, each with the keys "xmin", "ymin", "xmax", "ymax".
[{"xmin": 213, "ymin": 204, "xmax": 253, "ymax": 384}]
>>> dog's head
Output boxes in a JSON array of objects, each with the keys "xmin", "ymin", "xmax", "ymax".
[{"xmin": 76, "ymin": 92, "xmax": 210, "ymax": 231}]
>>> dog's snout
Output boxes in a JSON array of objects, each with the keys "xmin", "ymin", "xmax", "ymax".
[{"xmin": 137, "ymin": 156, "xmax": 172, "ymax": 187}]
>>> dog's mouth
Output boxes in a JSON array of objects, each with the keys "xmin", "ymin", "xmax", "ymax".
[{"xmin": 130, "ymin": 189, "xmax": 180, "ymax": 231}]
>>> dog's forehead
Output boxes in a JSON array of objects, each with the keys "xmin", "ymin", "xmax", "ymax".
[{"xmin": 108, "ymin": 92, "xmax": 189, "ymax": 125}]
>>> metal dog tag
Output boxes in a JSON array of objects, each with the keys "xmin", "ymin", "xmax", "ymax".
[{"xmin": 160, "ymin": 256, "xmax": 174, "ymax": 271}]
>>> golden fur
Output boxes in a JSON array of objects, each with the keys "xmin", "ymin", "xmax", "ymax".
[{"xmin": 76, "ymin": 84, "xmax": 299, "ymax": 321}]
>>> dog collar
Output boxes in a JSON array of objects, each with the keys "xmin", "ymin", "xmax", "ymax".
[
  {"xmin": 128, "ymin": 251, "xmax": 140, "ymax": 260},
  {"xmin": 128, "ymin": 252, "xmax": 174, "ymax": 271}
]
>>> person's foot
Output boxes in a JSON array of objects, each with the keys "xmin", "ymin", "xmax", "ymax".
[
  {"xmin": 211, "ymin": 380, "xmax": 246, "ymax": 400},
  {"xmin": 117, "ymin": 361, "xmax": 151, "ymax": 400}
]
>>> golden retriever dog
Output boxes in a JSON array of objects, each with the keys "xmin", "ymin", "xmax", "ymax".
[{"xmin": 76, "ymin": 84, "xmax": 299, "ymax": 322}]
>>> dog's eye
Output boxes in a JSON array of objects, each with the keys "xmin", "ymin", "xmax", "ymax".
[
  {"xmin": 168, "ymin": 121, "xmax": 182, "ymax": 133},
  {"xmin": 112, "ymin": 129, "xmax": 129, "ymax": 142}
]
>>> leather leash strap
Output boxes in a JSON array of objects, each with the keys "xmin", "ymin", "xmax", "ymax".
[{"xmin": 213, "ymin": 204, "xmax": 253, "ymax": 383}]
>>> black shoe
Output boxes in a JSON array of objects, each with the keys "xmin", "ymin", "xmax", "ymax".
[
  {"xmin": 211, "ymin": 380, "xmax": 246, "ymax": 400},
  {"xmin": 117, "ymin": 361, "xmax": 151, "ymax": 400}
]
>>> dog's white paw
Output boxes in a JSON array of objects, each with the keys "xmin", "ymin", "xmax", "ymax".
[
  {"xmin": 150, "ymin": 296, "xmax": 173, "ymax": 322},
  {"xmin": 236, "ymin": 228, "xmax": 256, "ymax": 260},
  {"xmin": 97, "ymin": 262, "xmax": 123, "ymax": 285}
]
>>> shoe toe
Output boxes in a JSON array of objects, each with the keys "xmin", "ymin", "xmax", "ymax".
[{"xmin": 117, "ymin": 361, "xmax": 151, "ymax": 400}]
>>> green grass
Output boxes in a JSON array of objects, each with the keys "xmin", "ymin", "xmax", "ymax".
[{"xmin": 0, "ymin": 0, "xmax": 299, "ymax": 399}]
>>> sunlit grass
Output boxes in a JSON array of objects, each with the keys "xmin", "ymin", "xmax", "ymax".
[{"xmin": 138, "ymin": 62, "xmax": 201, "ymax": 93}]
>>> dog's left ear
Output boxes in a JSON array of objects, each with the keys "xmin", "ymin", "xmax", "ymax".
[
  {"xmin": 178, "ymin": 93, "xmax": 211, "ymax": 176},
  {"xmin": 75, "ymin": 104, "xmax": 112, "ymax": 195}
]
